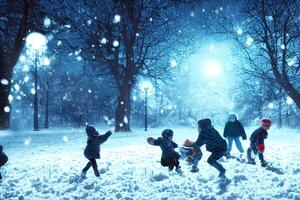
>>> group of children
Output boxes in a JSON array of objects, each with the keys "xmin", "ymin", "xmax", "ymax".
[
  {"xmin": 80, "ymin": 115, "xmax": 271, "ymax": 179},
  {"xmin": 0, "ymin": 115, "xmax": 271, "ymax": 181}
]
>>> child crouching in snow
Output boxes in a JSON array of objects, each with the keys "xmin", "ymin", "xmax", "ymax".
[
  {"xmin": 0, "ymin": 145, "xmax": 8, "ymax": 180},
  {"xmin": 179, "ymin": 139, "xmax": 202, "ymax": 173},
  {"xmin": 147, "ymin": 129, "xmax": 182, "ymax": 173},
  {"xmin": 81, "ymin": 125, "xmax": 112, "ymax": 178}
]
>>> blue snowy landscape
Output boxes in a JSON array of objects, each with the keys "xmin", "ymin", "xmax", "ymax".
[{"xmin": 1, "ymin": 0, "xmax": 300, "ymax": 200}]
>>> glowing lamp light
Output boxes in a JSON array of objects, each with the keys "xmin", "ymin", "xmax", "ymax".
[
  {"xmin": 140, "ymin": 80, "xmax": 154, "ymax": 95},
  {"xmin": 203, "ymin": 60, "xmax": 222, "ymax": 78},
  {"xmin": 268, "ymin": 102, "xmax": 274, "ymax": 109},
  {"xmin": 26, "ymin": 32, "xmax": 47, "ymax": 51}
]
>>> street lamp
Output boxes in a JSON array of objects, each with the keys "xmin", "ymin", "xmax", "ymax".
[
  {"xmin": 25, "ymin": 32, "xmax": 48, "ymax": 131},
  {"xmin": 140, "ymin": 81, "xmax": 153, "ymax": 131}
]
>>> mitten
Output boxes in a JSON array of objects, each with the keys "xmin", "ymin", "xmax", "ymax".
[
  {"xmin": 257, "ymin": 144, "xmax": 265, "ymax": 153},
  {"xmin": 106, "ymin": 130, "xmax": 113, "ymax": 136},
  {"xmin": 147, "ymin": 137, "xmax": 154, "ymax": 145}
]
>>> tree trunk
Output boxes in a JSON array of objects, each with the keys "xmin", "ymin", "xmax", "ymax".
[{"xmin": 115, "ymin": 85, "xmax": 131, "ymax": 132}]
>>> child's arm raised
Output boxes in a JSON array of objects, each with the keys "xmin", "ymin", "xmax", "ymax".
[
  {"xmin": 97, "ymin": 130, "xmax": 112, "ymax": 145},
  {"xmin": 147, "ymin": 137, "xmax": 161, "ymax": 146}
]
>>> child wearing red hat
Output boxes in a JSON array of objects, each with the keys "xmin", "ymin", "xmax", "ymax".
[{"xmin": 247, "ymin": 118, "xmax": 272, "ymax": 167}]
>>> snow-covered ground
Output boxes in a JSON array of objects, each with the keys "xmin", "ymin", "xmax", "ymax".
[{"xmin": 1, "ymin": 126, "xmax": 300, "ymax": 200}]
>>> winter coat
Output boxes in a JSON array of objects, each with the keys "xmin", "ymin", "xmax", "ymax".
[
  {"xmin": 84, "ymin": 131, "xmax": 112, "ymax": 159},
  {"xmin": 152, "ymin": 136, "xmax": 179, "ymax": 160},
  {"xmin": 0, "ymin": 145, "xmax": 8, "ymax": 167},
  {"xmin": 223, "ymin": 120, "xmax": 247, "ymax": 139},
  {"xmin": 193, "ymin": 127, "xmax": 227, "ymax": 152},
  {"xmin": 250, "ymin": 127, "xmax": 268, "ymax": 146}
]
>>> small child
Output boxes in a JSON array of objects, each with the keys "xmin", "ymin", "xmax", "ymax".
[
  {"xmin": 0, "ymin": 145, "xmax": 8, "ymax": 180},
  {"xmin": 81, "ymin": 125, "xmax": 112, "ymax": 178},
  {"xmin": 147, "ymin": 129, "xmax": 182, "ymax": 173},
  {"xmin": 223, "ymin": 114, "xmax": 247, "ymax": 159},
  {"xmin": 179, "ymin": 139, "xmax": 203, "ymax": 173},
  {"xmin": 247, "ymin": 118, "xmax": 271, "ymax": 167}
]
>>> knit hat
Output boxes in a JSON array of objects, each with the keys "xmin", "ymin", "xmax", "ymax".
[
  {"xmin": 162, "ymin": 129, "xmax": 173, "ymax": 138},
  {"xmin": 228, "ymin": 114, "xmax": 237, "ymax": 121},
  {"xmin": 183, "ymin": 139, "xmax": 193, "ymax": 147},
  {"xmin": 197, "ymin": 118, "xmax": 212, "ymax": 129},
  {"xmin": 261, "ymin": 118, "xmax": 272, "ymax": 127},
  {"xmin": 86, "ymin": 125, "xmax": 96, "ymax": 137}
]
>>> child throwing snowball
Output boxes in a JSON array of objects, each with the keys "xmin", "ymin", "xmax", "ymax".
[
  {"xmin": 0, "ymin": 145, "xmax": 8, "ymax": 180},
  {"xmin": 81, "ymin": 125, "xmax": 112, "ymax": 178},
  {"xmin": 147, "ymin": 129, "xmax": 182, "ymax": 173}
]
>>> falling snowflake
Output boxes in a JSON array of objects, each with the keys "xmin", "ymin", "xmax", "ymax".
[
  {"xmin": 4, "ymin": 106, "xmax": 10, "ymax": 113},
  {"xmin": 8, "ymin": 95, "xmax": 13, "ymax": 102},
  {"xmin": 76, "ymin": 56, "xmax": 82, "ymax": 61},
  {"xmin": 24, "ymin": 138, "xmax": 31, "ymax": 146},
  {"xmin": 170, "ymin": 60, "xmax": 177, "ymax": 67},
  {"xmin": 113, "ymin": 40, "xmax": 119, "ymax": 47},
  {"xmin": 246, "ymin": 36, "xmax": 254, "ymax": 46},
  {"xmin": 63, "ymin": 136, "xmax": 69, "ymax": 142},
  {"xmin": 123, "ymin": 116, "xmax": 128, "ymax": 124},
  {"xmin": 1, "ymin": 79, "xmax": 9, "ymax": 85},
  {"xmin": 14, "ymin": 84, "xmax": 20, "ymax": 91},
  {"xmin": 114, "ymin": 14, "xmax": 121, "ymax": 23},
  {"xmin": 280, "ymin": 44, "xmax": 285, "ymax": 50},
  {"xmin": 44, "ymin": 17, "xmax": 51, "ymax": 28},
  {"xmin": 101, "ymin": 38, "xmax": 107, "ymax": 44},
  {"xmin": 57, "ymin": 41, "xmax": 62, "ymax": 46},
  {"xmin": 31, "ymin": 88, "xmax": 36, "ymax": 95}
]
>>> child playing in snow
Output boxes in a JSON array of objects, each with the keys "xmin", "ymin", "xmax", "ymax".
[
  {"xmin": 192, "ymin": 118, "xmax": 227, "ymax": 178},
  {"xmin": 81, "ymin": 125, "xmax": 112, "ymax": 178},
  {"xmin": 179, "ymin": 139, "xmax": 202, "ymax": 173},
  {"xmin": 247, "ymin": 118, "xmax": 271, "ymax": 167},
  {"xmin": 0, "ymin": 145, "xmax": 8, "ymax": 180},
  {"xmin": 147, "ymin": 129, "xmax": 182, "ymax": 173},
  {"xmin": 223, "ymin": 114, "xmax": 247, "ymax": 159}
]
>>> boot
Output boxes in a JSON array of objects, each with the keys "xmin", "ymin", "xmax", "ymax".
[
  {"xmin": 247, "ymin": 148, "xmax": 255, "ymax": 164},
  {"xmin": 175, "ymin": 166, "xmax": 183, "ymax": 174},
  {"xmin": 218, "ymin": 169, "xmax": 226, "ymax": 178},
  {"xmin": 190, "ymin": 165, "xmax": 199, "ymax": 173},
  {"xmin": 261, "ymin": 160, "xmax": 268, "ymax": 167}
]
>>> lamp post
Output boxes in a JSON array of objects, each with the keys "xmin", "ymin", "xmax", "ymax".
[
  {"xmin": 140, "ymin": 80, "xmax": 153, "ymax": 131},
  {"xmin": 25, "ymin": 32, "xmax": 47, "ymax": 131}
]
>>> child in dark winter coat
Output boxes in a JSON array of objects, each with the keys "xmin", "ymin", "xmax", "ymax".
[
  {"xmin": 0, "ymin": 145, "xmax": 8, "ymax": 180},
  {"xmin": 247, "ymin": 119, "xmax": 271, "ymax": 167},
  {"xmin": 147, "ymin": 129, "xmax": 182, "ymax": 173},
  {"xmin": 192, "ymin": 118, "xmax": 227, "ymax": 177},
  {"xmin": 223, "ymin": 114, "xmax": 247, "ymax": 159},
  {"xmin": 81, "ymin": 125, "xmax": 112, "ymax": 178}
]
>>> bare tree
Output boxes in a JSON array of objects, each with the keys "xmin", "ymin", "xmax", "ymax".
[{"xmin": 210, "ymin": 0, "xmax": 300, "ymax": 108}]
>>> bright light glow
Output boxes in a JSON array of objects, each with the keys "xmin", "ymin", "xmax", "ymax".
[
  {"xmin": 22, "ymin": 65, "xmax": 30, "ymax": 72},
  {"xmin": 114, "ymin": 15, "xmax": 121, "ymax": 23},
  {"xmin": 42, "ymin": 57, "xmax": 51, "ymax": 66},
  {"xmin": 43, "ymin": 17, "xmax": 51, "ymax": 28},
  {"xmin": 268, "ymin": 102, "xmax": 274, "ymax": 109},
  {"xmin": 170, "ymin": 60, "xmax": 177, "ymax": 67},
  {"xmin": 246, "ymin": 36, "xmax": 254, "ymax": 46},
  {"xmin": 101, "ymin": 38, "xmax": 107, "ymax": 44},
  {"xmin": 139, "ymin": 80, "xmax": 154, "ymax": 95},
  {"xmin": 281, "ymin": 44, "xmax": 285, "ymax": 50},
  {"xmin": 203, "ymin": 60, "xmax": 222, "ymax": 78},
  {"xmin": 4, "ymin": 106, "xmax": 10, "ymax": 113},
  {"xmin": 287, "ymin": 96, "xmax": 294, "ymax": 105},
  {"xmin": 1, "ymin": 79, "xmax": 9, "ymax": 85},
  {"xmin": 113, "ymin": 40, "xmax": 119, "ymax": 47},
  {"xmin": 8, "ymin": 94, "xmax": 13, "ymax": 102},
  {"xmin": 26, "ymin": 32, "xmax": 47, "ymax": 51},
  {"xmin": 234, "ymin": 26, "xmax": 243, "ymax": 35}
]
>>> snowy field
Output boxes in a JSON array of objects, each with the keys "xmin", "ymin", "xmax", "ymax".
[{"xmin": 1, "ymin": 126, "xmax": 300, "ymax": 200}]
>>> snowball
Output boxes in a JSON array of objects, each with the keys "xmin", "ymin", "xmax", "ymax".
[
  {"xmin": 24, "ymin": 76, "xmax": 30, "ymax": 82},
  {"xmin": 170, "ymin": 60, "xmax": 177, "ymax": 67},
  {"xmin": 8, "ymin": 94, "xmax": 13, "ymax": 102},
  {"xmin": 1, "ymin": 79, "xmax": 9, "ymax": 85},
  {"xmin": 44, "ymin": 17, "xmax": 51, "ymax": 28},
  {"xmin": 4, "ymin": 106, "xmax": 10, "ymax": 113},
  {"xmin": 113, "ymin": 40, "xmax": 119, "ymax": 47},
  {"xmin": 123, "ymin": 116, "xmax": 128, "ymax": 124},
  {"xmin": 101, "ymin": 38, "xmax": 107, "ymax": 44},
  {"xmin": 76, "ymin": 56, "xmax": 82, "ymax": 61},
  {"xmin": 246, "ymin": 36, "xmax": 254, "ymax": 46},
  {"xmin": 22, "ymin": 65, "xmax": 30, "ymax": 72},
  {"xmin": 114, "ymin": 14, "xmax": 121, "ymax": 23},
  {"xmin": 19, "ymin": 55, "xmax": 26, "ymax": 62},
  {"xmin": 31, "ymin": 88, "xmax": 36, "ymax": 95}
]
